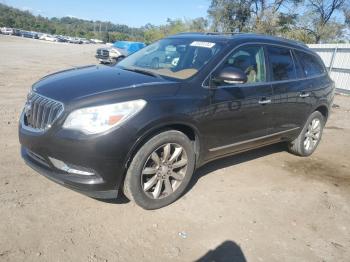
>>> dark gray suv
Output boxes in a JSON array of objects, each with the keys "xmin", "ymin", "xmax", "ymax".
[{"xmin": 19, "ymin": 33, "xmax": 334, "ymax": 209}]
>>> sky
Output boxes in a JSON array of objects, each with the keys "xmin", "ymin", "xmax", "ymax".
[{"xmin": 0, "ymin": 0, "xmax": 211, "ymax": 27}]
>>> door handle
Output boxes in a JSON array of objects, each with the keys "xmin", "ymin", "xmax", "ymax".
[
  {"xmin": 258, "ymin": 99, "xmax": 271, "ymax": 105},
  {"xmin": 299, "ymin": 92, "xmax": 310, "ymax": 98}
]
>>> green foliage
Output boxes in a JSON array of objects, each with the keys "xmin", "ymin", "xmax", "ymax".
[
  {"xmin": 208, "ymin": 0, "xmax": 251, "ymax": 32},
  {"xmin": 207, "ymin": 0, "xmax": 348, "ymax": 43},
  {"xmin": 0, "ymin": 3, "xmax": 209, "ymax": 44},
  {"xmin": 1, "ymin": 1, "xmax": 348, "ymax": 44},
  {"xmin": 0, "ymin": 3, "xmax": 144, "ymax": 41}
]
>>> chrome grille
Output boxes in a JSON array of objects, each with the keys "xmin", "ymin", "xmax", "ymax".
[
  {"xmin": 97, "ymin": 49, "xmax": 109, "ymax": 57},
  {"xmin": 23, "ymin": 92, "xmax": 64, "ymax": 131}
]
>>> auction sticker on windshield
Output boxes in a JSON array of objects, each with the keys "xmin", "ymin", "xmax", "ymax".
[{"xmin": 190, "ymin": 41, "xmax": 215, "ymax": 48}]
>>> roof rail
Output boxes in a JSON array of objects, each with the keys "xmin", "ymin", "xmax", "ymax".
[
  {"xmin": 171, "ymin": 32, "xmax": 308, "ymax": 48},
  {"xmin": 269, "ymin": 34, "xmax": 309, "ymax": 48},
  {"xmin": 173, "ymin": 32, "xmax": 239, "ymax": 36},
  {"xmin": 233, "ymin": 32, "xmax": 309, "ymax": 48},
  {"xmin": 205, "ymin": 32, "xmax": 240, "ymax": 35},
  {"xmin": 172, "ymin": 32, "xmax": 205, "ymax": 35}
]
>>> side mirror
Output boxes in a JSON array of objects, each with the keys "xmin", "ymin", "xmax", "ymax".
[{"xmin": 212, "ymin": 66, "xmax": 247, "ymax": 85}]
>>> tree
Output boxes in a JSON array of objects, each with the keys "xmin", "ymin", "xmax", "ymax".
[
  {"xmin": 207, "ymin": 0, "xmax": 301, "ymax": 33},
  {"xmin": 251, "ymin": 0, "xmax": 301, "ymax": 33},
  {"xmin": 300, "ymin": 0, "xmax": 346, "ymax": 43},
  {"xmin": 188, "ymin": 17, "xmax": 208, "ymax": 32},
  {"xmin": 208, "ymin": 0, "xmax": 252, "ymax": 32},
  {"xmin": 344, "ymin": 4, "xmax": 350, "ymax": 27},
  {"xmin": 143, "ymin": 26, "xmax": 165, "ymax": 43}
]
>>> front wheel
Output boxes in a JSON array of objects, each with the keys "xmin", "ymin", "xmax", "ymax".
[
  {"xmin": 123, "ymin": 130, "xmax": 195, "ymax": 209},
  {"xmin": 113, "ymin": 56, "xmax": 125, "ymax": 65},
  {"xmin": 288, "ymin": 111, "xmax": 325, "ymax": 156}
]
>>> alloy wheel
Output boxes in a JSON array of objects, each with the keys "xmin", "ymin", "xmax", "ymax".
[
  {"xmin": 304, "ymin": 118, "xmax": 321, "ymax": 152},
  {"xmin": 141, "ymin": 143, "xmax": 188, "ymax": 199}
]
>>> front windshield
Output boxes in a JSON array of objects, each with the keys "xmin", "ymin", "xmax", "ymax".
[{"xmin": 117, "ymin": 38, "xmax": 223, "ymax": 80}]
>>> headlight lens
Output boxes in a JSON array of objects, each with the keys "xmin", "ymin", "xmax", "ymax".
[
  {"xmin": 109, "ymin": 48, "xmax": 120, "ymax": 54},
  {"xmin": 63, "ymin": 100, "xmax": 146, "ymax": 134}
]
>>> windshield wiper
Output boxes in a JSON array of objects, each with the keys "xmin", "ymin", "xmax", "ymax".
[{"xmin": 123, "ymin": 68, "xmax": 162, "ymax": 79}]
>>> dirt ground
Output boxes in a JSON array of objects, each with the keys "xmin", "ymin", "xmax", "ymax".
[{"xmin": 0, "ymin": 35, "xmax": 349, "ymax": 262}]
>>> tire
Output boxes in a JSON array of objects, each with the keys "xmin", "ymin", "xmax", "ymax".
[
  {"xmin": 123, "ymin": 130, "xmax": 195, "ymax": 209},
  {"xmin": 110, "ymin": 58, "xmax": 117, "ymax": 65},
  {"xmin": 116, "ymin": 56, "xmax": 125, "ymax": 62},
  {"xmin": 110, "ymin": 57, "xmax": 124, "ymax": 66},
  {"xmin": 288, "ymin": 111, "xmax": 325, "ymax": 156}
]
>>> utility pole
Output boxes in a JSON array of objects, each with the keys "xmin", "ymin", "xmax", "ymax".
[
  {"xmin": 105, "ymin": 23, "xmax": 108, "ymax": 42},
  {"xmin": 99, "ymin": 23, "xmax": 101, "ymax": 40}
]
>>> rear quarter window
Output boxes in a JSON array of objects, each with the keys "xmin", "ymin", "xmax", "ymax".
[
  {"xmin": 295, "ymin": 51, "xmax": 325, "ymax": 77},
  {"xmin": 267, "ymin": 46, "xmax": 296, "ymax": 81}
]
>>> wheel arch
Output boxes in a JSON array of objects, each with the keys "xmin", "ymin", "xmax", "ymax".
[
  {"xmin": 124, "ymin": 121, "xmax": 202, "ymax": 171},
  {"xmin": 314, "ymin": 104, "xmax": 329, "ymax": 120}
]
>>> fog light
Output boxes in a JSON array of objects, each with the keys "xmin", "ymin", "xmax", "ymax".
[{"xmin": 49, "ymin": 157, "xmax": 94, "ymax": 176}]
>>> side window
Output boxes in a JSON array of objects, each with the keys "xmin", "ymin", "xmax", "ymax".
[
  {"xmin": 220, "ymin": 45, "xmax": 266, "ymax": 84},
  {"xmin": 295, "ymin": 51, "xmax": 325, "ymax": 77},
  {"xmin": 291, "ymin": 51, "xmax": 304, "ymax": 78},
  {"xmin": 267, "ymin": 46, "xmax": 296, "ymax": 81}
]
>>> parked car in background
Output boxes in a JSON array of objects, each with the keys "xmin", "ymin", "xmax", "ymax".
[
  {"xmin": 40, "ymin": 34, "xmax": 57, "ymax": 42},
  {"xmin": 80, "ymin": 38, "xmax": 91, "ymax": 44},
  {"xmin": 20, "ymin": 30, "xmax": 39, "ymax": 39},
  {"xmin": 1, "ymin": 27, "xmax": 14, "ymax": 35},
  {"xmin": 19, "ymin": 33, "xmax": 334, "ymax": 209},
  {"xmin": 0, "ymin": 26, "xmax": 95, "ymax": 45},
  {"xmin": 68, "ymin": 37, "xmax": 83, "ymax": 44},
  {"xmin": 55, "ymin": 36, "xmax": 67, "ymax": 43},
  {"xmin": 90, "ymin": 38, "xmax": 104, "ymax": 44},
  {"xmin": 95, "ymin": 41, "xmax": 146, "ymax": 64}
]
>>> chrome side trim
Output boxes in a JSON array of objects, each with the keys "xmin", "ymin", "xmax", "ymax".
[
  {"xmin": 299, "ymin": 92, "xmax": 310, "ymax": 98},
  {"xmin": 258, "ymin": 99, "xmax": 271, "ymax": 104},
  {"xmin": 209, "ymin": 127, "xmax": 300, "ymax": 152}
]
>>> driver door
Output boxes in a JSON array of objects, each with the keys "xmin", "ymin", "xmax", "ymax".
[{"xmin": 202, "ymin": 45, "xmax": 274, "ymax": 156}]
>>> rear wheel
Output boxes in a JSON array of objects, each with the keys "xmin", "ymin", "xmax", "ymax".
[
  {"xmin": 288, "ymin": 111, "xmax": 324, "ymax": 156},
  {"xmin": 123, "ymin": 130, "xmax": 195, "ymax": 209}
]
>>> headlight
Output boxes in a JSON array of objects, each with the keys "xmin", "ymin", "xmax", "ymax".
[
  {"xmin": 63, "ymin": 100, "xmax": 146, "ymax": 134},
  {"xmin": 109, "ymin": 48, "xmax": 120, "ymax": 54}
]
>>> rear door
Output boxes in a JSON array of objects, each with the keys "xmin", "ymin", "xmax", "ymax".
[
  {"xmin": 293, "ymin": 50, "xmax": 329, "ymax": 121},
  {"xmin": 267, "ymin": 45, "xmax": 308, "ymax": 133}
]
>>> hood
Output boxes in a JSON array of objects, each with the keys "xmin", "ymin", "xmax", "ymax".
[{"xmin": 33, "ymin": 65, "xmax": 174, "ymax": 103}]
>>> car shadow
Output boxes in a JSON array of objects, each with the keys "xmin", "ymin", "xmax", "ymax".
[
  {"xmin": 186, "ymin": 143, "xmax": 285, "ymax": 194},
  {"xmin": 96, "ymin": 192, "xmax": 130, "ymax": 204},
  {"xmin": 96, "ymin": 143, "xmax": 285, "ymax": 205},
  {"xmin": 195, "ymin": 240, "xmax": 247, "ymax": 262}
]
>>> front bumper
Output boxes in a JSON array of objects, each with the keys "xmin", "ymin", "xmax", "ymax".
[
  {"xmin": 21, "ymin": 146, "xmax": 118, "ymax": 199},
  {"xmin": 22, "ymin": 147, "xmax": 118, "ymax": 199},
  {"xmin": 18, "ymin": 112, "xmax": 137, "ymax": 199},
  {"xmin": 95, "ymin": 54, "xmax": 114, "ymax": 63}
]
